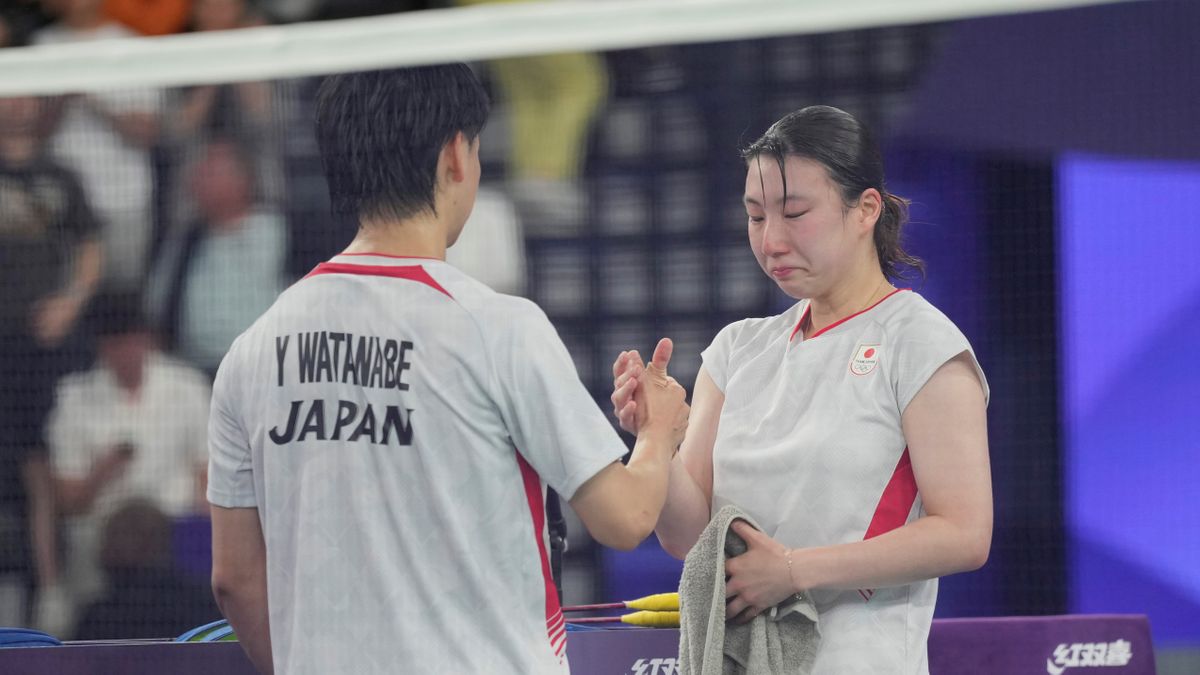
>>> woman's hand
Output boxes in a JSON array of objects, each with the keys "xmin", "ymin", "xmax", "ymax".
[{"xmin": 724, "ymin": 521, "xmax": 800, "ymax": 624}]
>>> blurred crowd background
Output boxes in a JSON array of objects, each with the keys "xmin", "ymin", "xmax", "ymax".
[{"xmin": 0, "ymin": 0, "xmax": 1196, "ymax": 671}]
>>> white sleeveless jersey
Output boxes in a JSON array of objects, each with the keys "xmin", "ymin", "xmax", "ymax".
[
  {"xmin": 703, "ymin": 290, "xmax": 988, "ymax": 675},
  {"xmin": 207, "ymin": 254, "xmax": 627, "ymax": 675}
]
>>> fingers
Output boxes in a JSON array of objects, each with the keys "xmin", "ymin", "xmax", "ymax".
[
  {"xmin": 611, "ymin": 350, "xmax": 644, "ymax": 379},
  {"xmin": 649, "ymin": 338, "xmax": 674, "ymax": 371},
  {"xmin": 612, "ymin": 351, "xmax": 626, "ymax": 379},
  {"xmin": 611, "ymin": 368, "xmax": 640, "ymax": 400},
  {"xmin": 620, "ymin": 400, "xmax": 637, "ymax": 420},
  {"xmin": 627, "ymin": 341, "xmax": 688, "ymax": 437},
  {"xmin": 611, "ymin": 359, "xmax": 643, "ymax": 431},
  {"xmin": 725, "ymin": 594, "xmax": 749, "ymax": 622},
  {"xmin": 615, "ymin": 364, "xmax": 643, "ymax": 390},
  {"xmin": 616, "ymin": 401, "xmax": 638, "ymax": 434},
  {"xmin": 731, "ymin": 605, "xmax": 760, "ymax": 624},
  {"xmin": 610, "ymin": 349, "xmax": 650, "ymax": 436},
  {"xmin": 725, "ymin": 572, "xmax": 765, "ymax": 623},
  {"xmin": 611, "ymin": 351, "xmax": 644, "ymax": 409},
  {"xmin": 724, "ymin": 583, "xmax": 761, "ymax": 623}
]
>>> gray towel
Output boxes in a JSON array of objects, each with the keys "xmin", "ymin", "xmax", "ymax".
[{"xmin": 678, "ymin": 505, "xmax": 819, "ymax": 675}]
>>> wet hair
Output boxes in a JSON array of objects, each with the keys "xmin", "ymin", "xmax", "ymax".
[
  {"xmin": 741, "ymin": 105, "xmax": 923, "ymax": 280},
  {"xmin": 315, "ymin": 65, "xmax": 490, "ymax": 225}
]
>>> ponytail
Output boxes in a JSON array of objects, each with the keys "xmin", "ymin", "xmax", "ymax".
[{"xmin": 874, "ymin": 192, "xmax": 923, "ymax": 281}]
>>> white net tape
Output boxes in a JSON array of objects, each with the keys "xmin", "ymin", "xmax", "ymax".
[{"xmin": 0, "ymin": 0, "xmax": 1128, "ymax": 95}]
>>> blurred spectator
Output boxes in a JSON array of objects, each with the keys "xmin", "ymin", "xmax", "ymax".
[
  {"xmin": 47, "ymin": 291, "xmax": 211, "ymax": 632},
  {"xmin": 73, "ymin": 499, "xmax": 218, "ymax": 639},
  {"xmin": 33, "ymin": 0, "xmax": 163, "ymax": 291},
  {"xmin": 103, "ymin": 0, "xmax": 191, "ymax": 35},
  {"xmin": 0, "ymin": 1, "xmax": 52, "ymax": 47},
  {"xmin": 190, "ymin": 0, "xmax": 267, "ymax": 29},
  {"xmin": 0, "ymin": 95, "xmax": 102, "ymax": 632},
  {"xmin": 148, "ymin": 137, "xmax": 286, "ymax": 375},
  {"xmin": 456, "ymin": 0, "xmax": 608, "ymax": 232},
  {"xmin": 164, "ymin": 0, "xmax": 283, "ymax": 233},
  {"xmin": 279, "ymin": 76, "xmax": 345, "ymax": 277},
  {"xmin": 445, "ymin": 185, "xmax": 526, "ymax": 295},
  {"xmin": 307, "ymin": 0, "xmax": 430, "ymax": 22}
]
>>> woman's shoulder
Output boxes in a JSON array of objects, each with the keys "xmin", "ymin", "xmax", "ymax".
[
  {"xmin": 876, "ymin": 291, "xmax": 964, "ymax": 339},
  {"xmin": 714, "ymin": 302, "xmax": 807, "ymax": 348}
]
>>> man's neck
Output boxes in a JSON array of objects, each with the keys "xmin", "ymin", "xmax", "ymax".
[{"xmin": 341, "ymin": 215, "xmax": 449, "ymax": 260}]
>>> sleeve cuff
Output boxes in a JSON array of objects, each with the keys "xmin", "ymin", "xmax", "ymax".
[{"xmin": 206, "ymin": 487, "xmax": 258, "ymax": 509}]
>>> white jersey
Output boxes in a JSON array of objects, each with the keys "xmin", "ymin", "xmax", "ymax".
[
  {"xmin": 702, "ymin": 290, "xmax": 988, "ymax": 675},
  {"xmin": 207, "ymin": 253, "xmax": 627, "ymax": 675}
]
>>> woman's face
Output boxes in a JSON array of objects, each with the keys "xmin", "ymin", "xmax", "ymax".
[{"xmin": 744, "ymin": 155, "xmax": 862, "ymax": 300}]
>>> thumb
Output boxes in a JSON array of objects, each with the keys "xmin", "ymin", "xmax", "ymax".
[
  {"xmin": 650, "ymin": 337, "xmax": 674, "ymax": 372},
  {"xmin": 730, "ymin": 520, "xmax": 759, "ymax": 541}
]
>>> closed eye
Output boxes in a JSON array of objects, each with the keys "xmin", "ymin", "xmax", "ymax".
[{"xmin": 784, "ymin": 211, "xmax": 809, "ymax": 219}]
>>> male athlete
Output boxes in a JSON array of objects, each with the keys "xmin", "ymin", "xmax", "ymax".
[{"xmin": 206, "ymin": 65, "xmax": 689, "ymax": 675}]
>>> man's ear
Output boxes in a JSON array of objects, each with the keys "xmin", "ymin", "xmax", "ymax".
[{"xmin": 441, "ymin": 131, "xmax": 472, "ymax": 184}]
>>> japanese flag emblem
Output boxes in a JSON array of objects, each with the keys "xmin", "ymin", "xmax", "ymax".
[{"xmin": 850, "ymin": 344, "xmax": 880, "ymax": 376}]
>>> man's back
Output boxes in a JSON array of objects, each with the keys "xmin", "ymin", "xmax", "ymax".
[{"xmin": 207, "ymin": 254, "xmax": 627, "ymax": 674}]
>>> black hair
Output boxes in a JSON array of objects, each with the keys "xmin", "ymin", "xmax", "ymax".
[
  {"xmin": 741, "ymin": 105, "xmax": 923, "ymax": 280},
  {"xmin": 315, "ymin": 65, "xmax": 490, "ymax": 225}
]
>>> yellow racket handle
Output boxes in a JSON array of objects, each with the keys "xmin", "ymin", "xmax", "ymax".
[
  {"xmin": 620, "ymin": 610, "xmax": 680, "ymax": 628},
  {"xmin": 624, "ymin": 592, "xmax": 679, "ymax": 612}
]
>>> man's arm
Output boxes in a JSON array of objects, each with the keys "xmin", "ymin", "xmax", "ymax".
[
  {"xmin": 84, "ymin": 96, "xmax": 161, "ymax": 150},
  {"xmin": 54, "ymin": 445, "xmax": 130, "ymax": 515},
  {"xmin": 569, "ymin": 339, "xmax": 689, "ymax": 551},
  {"xmin": 32, "ymin": 238, "xmax": 101, "ymax": 347},
  {"xmin": 22, "ymin": 455, "xmax": 58, "ymax": 589},
  {"xmin": 568, "ymin": 435, "xmax": 673, "ymax": 552},
  {"xmin": 211, "ymin": 505, "xmax": 273, "ymax": 675},
  {"xmin": 194, "ymin": 464, "xmax": 209, "ymax": 514}
]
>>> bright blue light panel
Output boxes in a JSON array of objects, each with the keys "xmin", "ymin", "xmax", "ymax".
[{"xmin": 1059, "ymin": 154, "xmax": 1200, "ymax": 645}]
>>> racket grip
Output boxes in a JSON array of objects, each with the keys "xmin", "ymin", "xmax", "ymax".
[
  {"xmin": 620, "ymin": 610, "xmax": 680, "ymax": 628},
  {"xmin": 624, "ymin": 592, "xmax": 679, "ymax": 612}
]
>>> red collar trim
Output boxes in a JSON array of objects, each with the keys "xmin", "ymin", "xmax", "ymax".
[
  {"xmin": 304, "ymin": 262, "xmax": 453, "ymax": 298},
  {"xmin": 789, "ymin": 288, "xmax": 909, "ymax": 342},
  {"xmin": 337, "ymin": 252, "xmax": 442, "ymax": 261}
]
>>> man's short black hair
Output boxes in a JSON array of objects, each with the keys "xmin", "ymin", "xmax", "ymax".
[{"xmin": 315, "ymin": 64, "xmax": 490, "ymax": 224}]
